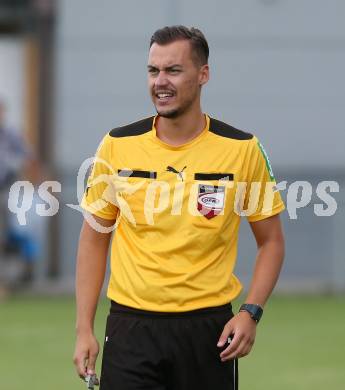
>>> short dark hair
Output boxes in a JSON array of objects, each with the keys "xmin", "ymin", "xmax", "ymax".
[{"xmin": 150, "ymin": 25, "xmax": 209, "ymax": 66}]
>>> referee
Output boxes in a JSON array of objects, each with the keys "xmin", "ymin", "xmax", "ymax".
[{"xmin": 73, "ymin": 26, "xmax": 285, "ymax": 390}]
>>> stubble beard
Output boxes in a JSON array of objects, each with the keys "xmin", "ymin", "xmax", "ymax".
[
  {"xmin": 156, "ymin": 107, "xmax": 181, "ymax": 119},
  {"xmin": 154, "ymin": 90, "xmax": 198, "ymax": 119}
]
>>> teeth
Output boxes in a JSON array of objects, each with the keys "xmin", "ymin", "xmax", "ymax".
[{"xmin": 157, "ymin": 93, "xmax": 173, "ymax": 98}]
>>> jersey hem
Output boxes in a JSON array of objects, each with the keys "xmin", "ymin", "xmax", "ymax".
[{"xmin": 106, "ymin": 286, "xmax": 243, "ymax": 313}]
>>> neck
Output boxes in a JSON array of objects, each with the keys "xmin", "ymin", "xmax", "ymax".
[{"xmin": 155, "ymin": 106, "xmax": 206, "ymax": 147}]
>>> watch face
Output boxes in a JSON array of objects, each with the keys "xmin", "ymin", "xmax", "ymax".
[{"xmin": 240, "ymin": 304, "xmax": 263, "ymax": 322}]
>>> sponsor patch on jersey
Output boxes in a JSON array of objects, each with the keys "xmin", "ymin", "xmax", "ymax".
[{"xmin": 197, "ymin": 184, "xmax": 225, "ymax": 219}]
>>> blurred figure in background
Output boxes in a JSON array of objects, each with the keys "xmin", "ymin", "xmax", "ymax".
[
  {"xmin": 0, "ymin": 100, "xmax": 30, "ymax": 190},
  {"xmin": 0, "ymin": 99, "xmax": 43, "ymax": 290}
]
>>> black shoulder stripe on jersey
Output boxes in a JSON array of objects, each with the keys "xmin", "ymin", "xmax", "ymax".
[
  {"xmin": 118, "ymin": 169, "xmax": 157, "ymax": 179},
  {"xmin": 194, "ymin": 173, "xmax": 234, "ymax": 181},
  {"xmin": 109, "ymin": 116, "xmax": 154, "ymax": 138},
  {"xmin": 209, "ymin": 118, "xmax": 253, "ymax": 140}
]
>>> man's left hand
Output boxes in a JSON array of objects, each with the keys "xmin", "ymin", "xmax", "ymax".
[{"xmin": 217, "ymin": 311, "xmax": 257, "ymax": 361}]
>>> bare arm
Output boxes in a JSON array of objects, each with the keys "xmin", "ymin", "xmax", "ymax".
[
  {"xmin": 218, "ymin": 214, "xmax": 285, "ymax": 361},
  {"xmin": 244, "ymin": 214, "xmax": 285, "ymax": 306},
  {"xmin": 73, "ymin": 215, "xmax": 115, "ymax": 379}
]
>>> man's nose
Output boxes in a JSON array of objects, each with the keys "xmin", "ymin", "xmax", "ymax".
[{"xmin": 155, "ymin": 71, "xmax": 169, "ymax": 87}]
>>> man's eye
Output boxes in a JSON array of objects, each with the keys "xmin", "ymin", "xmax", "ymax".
[
  {"xmin": 148, "ymin": 69, "xmax": 158, "ymax": 74},
  {"xmin": 169, "ymin": 69, "xmax": 180, "ymax": 74}
]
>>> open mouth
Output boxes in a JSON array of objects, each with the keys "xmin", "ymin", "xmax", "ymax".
[{"xmin": 155, "ymin": 91, "xmax": 175, "ymax": 103}]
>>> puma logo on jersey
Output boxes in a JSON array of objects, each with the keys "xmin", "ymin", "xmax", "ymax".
[{"xmin": 166, "ymin": 166, "xmax": 187, "ymax": 181}]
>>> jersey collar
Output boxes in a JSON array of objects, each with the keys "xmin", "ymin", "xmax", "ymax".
[{"xmin": 151, "ymin": 114, "xmax": 210, "ymax": 150}]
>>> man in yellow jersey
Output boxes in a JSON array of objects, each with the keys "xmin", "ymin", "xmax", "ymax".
[{"xmin": 73, "ymin": 26, "xmax": 285, "ymax": 390}]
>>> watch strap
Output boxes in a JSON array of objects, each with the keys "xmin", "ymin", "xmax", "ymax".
[{"xmin": 239, "ymin": 303, "xmax": 263, "ymax": 323}]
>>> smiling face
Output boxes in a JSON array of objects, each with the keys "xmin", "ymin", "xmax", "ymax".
[{"xmin": 148, "ymin": 40, "xmax": 209, "ymax": 119}]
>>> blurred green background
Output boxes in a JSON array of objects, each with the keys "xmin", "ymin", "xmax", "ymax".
[{"xmin": 1, "ymin": 294, "xmax": 344, "ymax": 390}]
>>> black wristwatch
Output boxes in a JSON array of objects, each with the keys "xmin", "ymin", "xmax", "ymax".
[{"xmin": 239, "ymin": 304, "xmax": 263, "ymax": 324}]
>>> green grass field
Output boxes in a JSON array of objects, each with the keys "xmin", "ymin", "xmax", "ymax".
[{"xmin": 0, "ymin": 295, "xmax": 344, "ymax": 390}]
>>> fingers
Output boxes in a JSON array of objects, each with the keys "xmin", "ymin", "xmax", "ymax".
[
  {"xmin": 217, "ymin": 312, "xmax": 257, "ymax": 361},
  {"xmin": 220, "ymin": 332, "xmax": 242, "ymax": 358},
  {"xmin": 217, "ymin": 321, "xmax": 234, "ymax": 347},
  {"xmin": 220, "ymin": 332, "xmax": 255, "ymax": 361},
  {"xmin": 86, "ymin": 342, "xmax": 99, "ymax": 375},
  {"xmin": 73, "ymin": 335, "xmax": 99, "ymax": 380},
  {"xmin": 73, "ymin": 348, "xmax": 99, "ymax": 378},
  {"xmin": 73, "ymin": 351, "xmax": 88, "ymax": 378}
]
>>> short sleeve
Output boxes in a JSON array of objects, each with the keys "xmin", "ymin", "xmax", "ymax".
[
  {"xmin": 243, "ymin": 136, "xmax": 285, "ymax": 222},
  {"xmin": 80, "ymin": 134, "xmax": 119, "ymax": 220}
]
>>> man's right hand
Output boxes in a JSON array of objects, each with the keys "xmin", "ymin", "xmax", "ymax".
[{"xmin": 73, "ymin": 331, "xmax": 100, "ymax": 380}]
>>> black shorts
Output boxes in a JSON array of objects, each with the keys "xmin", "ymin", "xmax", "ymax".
[{"xmin": 100, "ymin": 300, "xmax": 238, "ymax": 390}]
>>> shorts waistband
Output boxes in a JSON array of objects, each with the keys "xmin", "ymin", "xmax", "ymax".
[{"xmin": 110, "ymin": 300, "xmax": 233, "ymax": 318}]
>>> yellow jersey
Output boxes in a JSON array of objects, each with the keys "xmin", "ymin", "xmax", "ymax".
[{"xmin": 81, "ymin": 114, "xmax": 285, "ymax": 312}]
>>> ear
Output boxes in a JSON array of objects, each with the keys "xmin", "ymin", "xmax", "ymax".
[{"xmin": 199, "ymin": 64, "xmax": 209, "ymax": 86}]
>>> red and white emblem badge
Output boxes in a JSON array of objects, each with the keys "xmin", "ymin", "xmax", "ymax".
[{"xmin": 197, "ymin": 184, "xmax": 225, "ymax": 219}]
